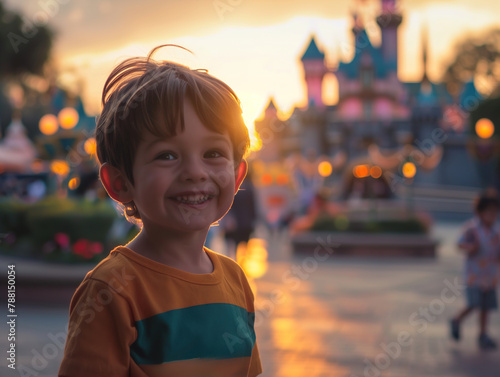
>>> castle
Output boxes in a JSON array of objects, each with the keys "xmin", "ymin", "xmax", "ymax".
[{"xmin": 254, "ymin": 0, "xmax": 488, "ymax": 191}]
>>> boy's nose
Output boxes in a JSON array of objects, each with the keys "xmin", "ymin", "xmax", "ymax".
[{"xmin": 179, "ymin": 158, "xmax": 209, "ymax": 182}]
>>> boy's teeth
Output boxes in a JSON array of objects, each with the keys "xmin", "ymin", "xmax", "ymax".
[{"xmin": 175, "ymin": 195, "xmax": 211, "ymax": 204}]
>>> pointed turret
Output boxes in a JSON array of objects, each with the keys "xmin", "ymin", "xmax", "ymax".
[
  {"xmin": 301, "ymin": 37, "xmax": 325, "ymax": 62},
  {"xmin": 264, "ymin": 97, "xmax": 278, "ymax": 118},
  {"xmin": 460, "ymin": 80, "xmax": 482, "ymax": 110},
  {"xmin": 350, "ymin": 11, "xmax": 372, "ymax": 55},
  {"xmin": 376, "ymin": 0, "xmax": 403, "ymax": 73},
  {"xmin": 421, "ymin": 25, "xmax": 429, "ymax": 83},
  {"xmin": 300, "ymin": 36, "xmax": 327, "ymax": 108}
]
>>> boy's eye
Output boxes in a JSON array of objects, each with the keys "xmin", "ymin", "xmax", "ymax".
[
  {"xmin": 156, "ymin": 152, "xmax": 177, "ymax": 160},
  {"xmin": 205, "ymin": 150, "xmax": 223, "ymax": 158}
]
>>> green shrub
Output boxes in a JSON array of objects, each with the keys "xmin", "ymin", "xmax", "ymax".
[
  {"xmin": 0, "ymin": 200, "xmax": 30, "ymax": 236},
  {"xmin": 311, "ymin": 215, "xmax": 426, "ymax": 233},
  {"xmin": 0, "ymin": 197, "xmax": 118, "ymax": 262},
  {"xmin": 26, "ymin": 199, "xmax": 116, "ymax": 245}
]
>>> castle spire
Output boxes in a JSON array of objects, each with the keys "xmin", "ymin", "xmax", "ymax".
[
  {"xmin": 376, "ymin": 0, "xmax": 403, "ymax": 74},
  {"xmin": 421, "ymin": 24, "xmax": 429, "ymax": 83},
  {"xmin": 300, "ymin": 36, "xmax": 325, "ymax": 62},
  {"xmin": 300, "ymin": 36, "xmax": 327, "ymax": 108},
  {"xmin": 264, "ymin": 97, "xmax": 278, "ymax": 118}
]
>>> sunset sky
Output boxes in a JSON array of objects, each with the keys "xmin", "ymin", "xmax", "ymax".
[{"xmin": 5, "ymin": 0, "xmax": 500, "ymax": 131}]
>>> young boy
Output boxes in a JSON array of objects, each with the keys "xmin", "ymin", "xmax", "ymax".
[
  {"xmin": 450, "ymin": 194, "xmax": 500, "ymax": 350},
  {"xmin": 58, "ymin": 45, "xmax": 262, "ymax": 376}
]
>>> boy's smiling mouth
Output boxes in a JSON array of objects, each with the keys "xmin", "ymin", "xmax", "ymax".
[{"xmin": 170, "ymin": 191, "xmax": 215, "ymax": 206}]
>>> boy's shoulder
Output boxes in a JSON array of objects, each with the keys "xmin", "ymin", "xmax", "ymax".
[
  {"xmin": 206, "ymin": 248, "xmax": 245, "ymax": 276},
  {"xmin": 81, "ymin": 246, "xmax": 137, "ymax": 287}
]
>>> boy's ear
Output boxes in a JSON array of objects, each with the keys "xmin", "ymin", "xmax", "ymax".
[
  {"xmin": 100, "ymin": 163, "xmax": 134, "ymax": 203},
  {"xmin": 234, "ymin": 159, "xmax": 248, "ymax": 193}
]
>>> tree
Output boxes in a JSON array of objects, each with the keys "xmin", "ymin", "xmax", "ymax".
[
  {"xmin": 442, "ymin": 28, "xmax": 500, "ymax": 98},
  {"xmin": 0, "ymin": 1, "xmax": 54, "ymax": 78},
  {"xmin": 0, "ymin": 1, "xmax": 54, "ymax": 137}
]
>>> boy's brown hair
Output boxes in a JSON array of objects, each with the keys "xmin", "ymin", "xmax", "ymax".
[{"xmin": 95, "ymin": 45, "xmax": 250, "ymax": 218}]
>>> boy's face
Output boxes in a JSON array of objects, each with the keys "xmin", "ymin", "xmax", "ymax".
[
  {"xmin": 129, "ymin": 100, "xmax": 241, "ymax": 233},
  {"xmin": 479, "ymin": 206, "xmax": 499, "ymax": 228}
]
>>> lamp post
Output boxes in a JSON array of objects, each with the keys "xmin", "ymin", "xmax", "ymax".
[
  {"xmin": 50, "ymin": 159, "xmax": 70, "ymax": 197},
  {"xmin": 468, "ymin": 117, "xmax": 498, "ymax": 188},
  {"xmin": 402, "ymin": 161, "xmax": 416, "ymax": 215}
]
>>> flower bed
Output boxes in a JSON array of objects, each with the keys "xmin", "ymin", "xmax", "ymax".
[{"xmin": 0, "ymin": 197, "xmax": 130, "ymax": 263}]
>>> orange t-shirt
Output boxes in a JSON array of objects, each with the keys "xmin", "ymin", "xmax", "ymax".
[{"xmin": 59, "ymin": 246, "xmax": 262, "ymax": 377}]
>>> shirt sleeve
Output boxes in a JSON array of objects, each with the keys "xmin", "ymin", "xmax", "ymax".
[{"xmin": 58, "ymin": 278, "xmax": 136, "ymax": 377}]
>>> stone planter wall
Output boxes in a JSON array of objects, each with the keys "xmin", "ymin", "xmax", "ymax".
[{"xmin": 292, "ymin": 232, "xmax": 437, "ymax": 258}]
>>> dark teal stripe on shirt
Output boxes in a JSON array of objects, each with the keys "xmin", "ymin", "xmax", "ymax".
[{"xmin": 130, "ymin": 303, "xmax": 256, "ymax": 365}]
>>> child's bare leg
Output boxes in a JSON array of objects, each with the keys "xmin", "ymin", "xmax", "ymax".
[
  {"xmin": 478, "ymin": 309, "xmax": 497, "ymax": 349},
  {"xmin": 454, "ymin": 307, "xmax": 474, "ymax": 322},
  {"xmin": 450, "ymin": 307, "xmax": 474, "ymax": 341},
  {"xmin": 479, "ymin": 309, "xmax": 488, "ymax": 335}
]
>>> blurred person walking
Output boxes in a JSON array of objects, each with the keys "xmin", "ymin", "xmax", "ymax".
[
  {"xmin": 450, "ymin": 193, "xmax": 500, "ymax": 350},
  {"xmin": 221, "ymin": 169, "xmax": 257, "ymax": 259}
]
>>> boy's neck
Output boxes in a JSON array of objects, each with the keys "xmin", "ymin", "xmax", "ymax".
[{"xmin": 126, "ymin": 225, "xmax": 213, "ymax": 274}]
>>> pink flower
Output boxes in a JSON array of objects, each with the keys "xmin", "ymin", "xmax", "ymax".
[
  {"xmin": 72, "ymin": 239, "xmax": 103, "ymax": 259},
  {"xmin": 73, "ymin": 239, "xmax": 91, "ymax": 259},
  {"xmin": 54, "ymin": 233, "xmax": 70, "ymax": 248},
  {"xmin": 89, "ymin": 242, "xmax": 103, "ymax": 255}
]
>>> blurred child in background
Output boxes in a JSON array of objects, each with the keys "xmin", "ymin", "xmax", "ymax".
[{"xmin": 451, "ymin": 193, "xmax": 500, "ymax": 350}]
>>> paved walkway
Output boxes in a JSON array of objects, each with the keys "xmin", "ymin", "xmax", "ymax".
[
  {"xmin": 1, "ymin": 222, "xmax": 499, "ymax": 376},
  {"xmin": 255, "ymin": 223, "xmax": 500, "ymax": 377}
]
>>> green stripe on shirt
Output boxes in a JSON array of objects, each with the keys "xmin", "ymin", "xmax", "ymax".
[{"xmin": 130, "ymin": 303, "xmax": 256, "ymax": 364}]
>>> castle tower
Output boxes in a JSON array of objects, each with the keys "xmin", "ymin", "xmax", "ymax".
[
  {"xmin": 264, "ymin": 97, "xmax": 278, "ymax": 119},
  {"xmin": 300, "ymin": 36, "xmax": 327, "ymax": 108},
  {"xmin": 255, "ymin": 98, "xmax": 287, "ymax": 162},
  {"xmin": 376, "ymin": 0, "xmax": 403, "ymax": 74},
  {"xmin": 351, "ymin": 12, "xmax": 367, "ymax": 53},
  {"xmin": 255, "ymin": 98, "xmax": 279, "ymax": 137}
]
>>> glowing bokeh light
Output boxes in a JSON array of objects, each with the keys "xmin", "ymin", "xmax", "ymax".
[
  {"xmin": 353, "ymin": 164, "xmax": 369, "ymax": 178},
  {"xmin": 370, "ymin": 165, "xmax": 382, "ymax": 179},
  {"xmin": 68, "ymin": 177, "xmax": 81, "ymax": 190},
  {"xmin": 239, "ymin": 238, "xmax": 269, "ymax": 279},
  {"xmin": 475, "ymin": 118, "xmax": 495, "ymax": 139},
  {"xmin": 50, "ymin": 160, "xmax": 70, "ymax": 176},
  {"xmin": 318, "ymin": 161, "xmax": 333, "ymax": 177},
  {"xmin": 58, "ymin": 107, "xmax": 79, "ymax": 130},
  {"xmin": 39, "ymin": 114, "xmax": 58, "ymax": 135},
  {"xmin": 402, "ymin": 162, "xmax": 417, "ymax": 178},
  {"xmin": 242, "ymin": 259, "xmax": 268, "ymax": 279},
  {"xmin": 84, "ymin": 137, "xmax": 97, "ymax": 155}
]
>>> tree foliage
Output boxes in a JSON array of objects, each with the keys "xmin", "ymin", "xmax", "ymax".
[
  {"xmin": 442, "ymin": 28, "xmax": 500, "ymax": 98},
  {"xmin": 0, "ymin": 1, "xmax": 54, "ymax": 78}
]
